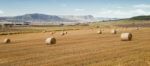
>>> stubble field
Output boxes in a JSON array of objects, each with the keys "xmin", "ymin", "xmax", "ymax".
[{"xmin": 0, "ymin": 26, "xmax": 150, "ymax": 66}]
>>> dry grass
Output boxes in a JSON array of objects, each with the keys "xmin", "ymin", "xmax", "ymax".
[
  {"xmin": 0, "ymin": 26, "xmax": 83, "ymax": 35},
  {"xmin": 0, "ymin": 27, "xmax": 150, "ymax": 66}
]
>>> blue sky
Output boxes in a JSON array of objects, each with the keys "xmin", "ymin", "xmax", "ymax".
[{"xmin": 0, "ymin": 0, "xmax": 150, "ymax": 18}]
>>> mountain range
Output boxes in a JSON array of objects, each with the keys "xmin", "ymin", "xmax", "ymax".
[{"xmin": 0, "ymin": 13, "xmax": 119, "ymax": 23}]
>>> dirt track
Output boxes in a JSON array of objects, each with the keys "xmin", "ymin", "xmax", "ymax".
[{"xmin": 0, "ymin": 28, "xmax": 150, "ymax": 66}]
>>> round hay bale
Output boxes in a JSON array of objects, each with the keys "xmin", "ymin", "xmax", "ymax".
[
  {"xmin": 61, "ymin": 32, "xmax": 65, "ymax": 36},
  {"xmin": 121, "ymin": 33, "xmax": 132, "ymax": 41},
  {"xmin": 45, "ymin": 37, "xmax": 56, "ymax": 45},
  {"xmin": 111, "ymin": 29, "xmax": 117, "ymax": 34},
  {"xmin": 65, "ymin": 32, "xmax": 67, "ymax": 34},
  {"xmin": 4, "ymin": 38, "xmax": 11, "ymax": 43},
  {"xmin": 97, "ymin": 30, "xmax": 102, "ymax": 34}
]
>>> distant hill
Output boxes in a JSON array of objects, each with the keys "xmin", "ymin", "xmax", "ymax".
[
  {"xmin": 130, "ymin": 15, "xmax": 150, "ymax": 20},
  {"xmin": 0, "ymin": 13, "xmax": 73, "ymax": 22},
  {"xmin": 0, "ymin": 13, "xmax": 96, "ymax": 23}
]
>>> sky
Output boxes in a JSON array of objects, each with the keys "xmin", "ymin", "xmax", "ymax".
[{"xmin": 0, "ymin": 0, "xmax": 150, "ymax": 18}]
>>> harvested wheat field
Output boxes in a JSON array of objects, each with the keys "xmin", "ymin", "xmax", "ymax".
[{"xmin": 0, "ymin": 28, "xmax": 150, "ymax": 66}]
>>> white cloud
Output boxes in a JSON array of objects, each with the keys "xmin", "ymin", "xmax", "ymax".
[
  {"xmin": 134, "ymin": 9, "xmax": 147, "ymax": 14},
  {"xmin": 96, "ymin": 9, "xmax": 150, "ymax": 18},
  {"xmin": 74, "ymin": 8, "xmax": 85, "ymax": 11},
  {"xmin": 0, "ymin": 10, "xmax": 4, "ymax": 14},
  {"xmin": 133, "ymin": 4, "xmax": 150, "ymax": 8},
  {"xmin": 94, "ymin": 4, "xmax": 150, "ymax": 18},
  {"xmin": 52, "ymin": 8, "xmax": 150, "ymax": 18},
  {"xmin": 48, "ymin": 8, "xmax": 150, "ymax": 18}
]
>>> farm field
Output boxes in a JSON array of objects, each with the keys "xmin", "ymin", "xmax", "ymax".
[
  {"xmin": 0, "ymin": 26, "xmax": 150, "ymax": 66},
  {"xmin": 1, "ymin": 0, "xmax": 150, "ymax": 66}
]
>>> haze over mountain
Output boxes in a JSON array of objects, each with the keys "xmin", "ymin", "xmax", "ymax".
[{"xmin": 59, "ymin": 15, "xmax": 95, "ymax": 22}]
